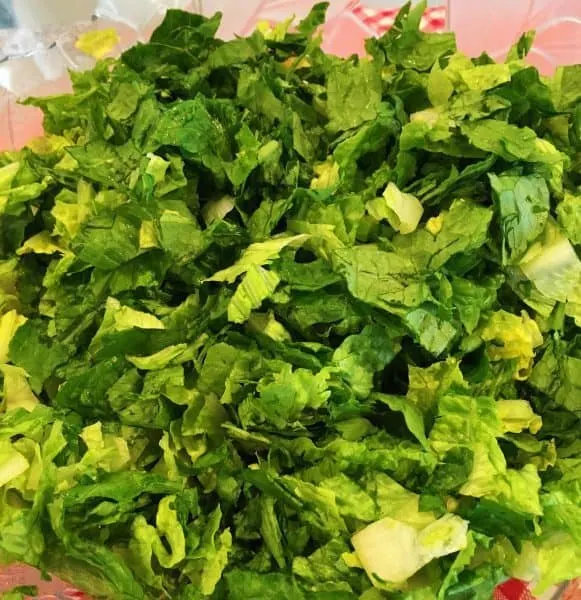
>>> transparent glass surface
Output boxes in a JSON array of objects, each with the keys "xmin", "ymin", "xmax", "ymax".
[
  {"xmin": 4, "ymin": 0, "xmax": 581, "ymax": 150},
  {"xmin": 0, "ymin": 0, "xmax": 202, "ymax": 149},
  {"xmin": 0, "ymin": 0, "xmax": 443, "ymax": 150},
  {"xmin": 448, "ymin": 0, "xmax": 581, "ymax": 74}
]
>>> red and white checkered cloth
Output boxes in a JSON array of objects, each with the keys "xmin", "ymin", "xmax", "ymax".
[
  {"xmin": 495, "ymin": 580, "xmax": 538, "ymax": 600},
  {"xmin": 494, "ymin": 579, "xmax": 581, "ymax": 600},
  {"xmin": 351, "ymin": 3, "xmax": 447, "ymax": 34}
]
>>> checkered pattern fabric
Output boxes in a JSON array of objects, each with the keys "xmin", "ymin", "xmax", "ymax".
[
  {"xmin": 495, "ymin": 579, "xmax": 581, "ymax": 600},
  {"xmin": 495, "ymin": 579, "xmax": 537, "ymax": 600},
  {"xmin": 351, "ymin": 3, "xmax": 447, "ymax": 34}
]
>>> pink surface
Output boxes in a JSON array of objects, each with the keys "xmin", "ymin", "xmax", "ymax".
[
  {"xmin": 0, "ymin": 564, "xmax": 89, "ymax": 599},
  {"xmin": 449, "ymin": 0, "xmax": 581, "ymax": 74}
]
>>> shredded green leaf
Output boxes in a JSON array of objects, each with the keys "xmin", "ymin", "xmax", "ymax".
[{"xmin": 1, "ymin": 2, "xmax": 581, "ymax": 598}]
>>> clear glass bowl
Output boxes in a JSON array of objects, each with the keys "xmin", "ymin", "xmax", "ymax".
[
  {"xmin": 4, "ymin": 0, "xmax": 581, "ymax": 150},
  {"xmin": 0, "ymin": 0, "xmax": 444, "ymax": 149},
  {"xmin": 0, "ymin": 0, "xmax": 202, "ymax": 150},
  {"xmin": 448, "ymin": 0, "xmax": 581, "ymax": 74}
]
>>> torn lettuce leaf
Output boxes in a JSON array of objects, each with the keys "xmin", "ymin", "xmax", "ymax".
[
  {"xmin": 351, "ymin": 514, "xmax": 468, "ymax": 587},
  {"xmin": 366, "ymin": 182, "xmax": 424, "ymax": 234}
]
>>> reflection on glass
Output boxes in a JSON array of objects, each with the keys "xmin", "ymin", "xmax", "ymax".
[
  {"xmin": 0, "ymin": 0, "xmax": 14, "ymax": 29},
  {"xmin": 449, "ymin": 0, "xmax": 581, "ymax": 74}
]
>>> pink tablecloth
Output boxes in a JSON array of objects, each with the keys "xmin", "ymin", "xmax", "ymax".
[{"xmin": 0, "ymin": 565, "xmax": 89, "ymax": 599}]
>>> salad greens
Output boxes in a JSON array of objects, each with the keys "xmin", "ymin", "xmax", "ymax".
[{"xmin": 1, "ymin": 2, "xmax": 581, "ymax": 597}]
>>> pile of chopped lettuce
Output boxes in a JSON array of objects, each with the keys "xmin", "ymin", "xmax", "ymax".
[{"xmin": 1, "ymin": 2, "xmax": 581, "ymax": 598}]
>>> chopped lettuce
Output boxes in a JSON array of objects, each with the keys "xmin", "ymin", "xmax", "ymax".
[
  {"xmin": 351, "ymin": 514, "xmax": 468, "ymax": 586},
  {"xmin": 480, "ymin": 310, "xmax": 543, "ymax": 380},
  {"xmin": 0, "ymin": 2, "xmax": 580, "ymax": 598},
  {"xmin": 366, "ymin": 183, "xmax": 424, "ymax": 234}
]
